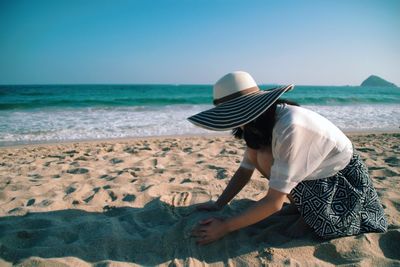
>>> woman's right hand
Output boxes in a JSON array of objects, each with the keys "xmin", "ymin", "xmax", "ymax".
[{"xmin": 196, "ymin": 201, "xmax": 223, "ymax": 211}]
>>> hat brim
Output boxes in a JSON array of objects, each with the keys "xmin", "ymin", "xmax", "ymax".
[{"xmin": 187, "ymin": 84, "xmax": 294, "ymax": 131}]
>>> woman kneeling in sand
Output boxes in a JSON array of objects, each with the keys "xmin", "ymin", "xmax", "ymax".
[{"xmin": 188, "ymin": 71, "xmax": 387, "ymax": 245}]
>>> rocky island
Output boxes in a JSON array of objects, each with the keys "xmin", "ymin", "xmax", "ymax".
[{"xmin": 361, "ymin": 75, "xmax": 397, "ymax": 87}]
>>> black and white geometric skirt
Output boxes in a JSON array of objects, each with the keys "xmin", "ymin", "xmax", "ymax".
[{"xmin": 290, "ymin": 152, "xmax": 388, "ymax": 238}]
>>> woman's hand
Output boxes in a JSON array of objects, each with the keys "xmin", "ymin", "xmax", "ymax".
[
  {"xmin": 195, "ymin": 201, "xmax": 222, "ymax": 212},
  {"xmin": 191, "ymin": 217, "xmax": 229, "ymax": 245}
]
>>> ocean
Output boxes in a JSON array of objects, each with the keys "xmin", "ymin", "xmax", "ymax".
[{"xmin": 0, "ymin": 84, "xmax": 399, "ymax": 146}]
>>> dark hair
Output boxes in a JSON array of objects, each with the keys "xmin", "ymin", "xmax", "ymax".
[{"xmin": 232, "ymin": 99, "xmax": 299, "ymax": 149}]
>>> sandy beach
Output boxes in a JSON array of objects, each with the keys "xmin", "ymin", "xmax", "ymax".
[{"xmin": 0, "ymin": 132, "xmax": 399, "ymax": 266}]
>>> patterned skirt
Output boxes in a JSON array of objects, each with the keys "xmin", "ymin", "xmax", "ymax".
[{"xmin": 290, "ymin": 152, "xmax": 387, "ymax": 238}]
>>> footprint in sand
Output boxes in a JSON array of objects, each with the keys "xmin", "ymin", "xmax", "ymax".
[
  {"xmin": 83, "ymin": 194, "xmax": 94, "ymax": 203},
  {"xmin": 67, "ymin": 168, "xmax": 89, "ymax": 174},
  {"xmin": 26, "ymin": 199, "xmax": 35, "ymax": 206},
  {"xmin": 369, "ymin": 166, "xmax": 384, "ymax": 170},
  {"xmin": 123, "ymin": 146, "xmax": 138, "ymax": 154},
  {"xmin": 104, "ymin": 145, "xmax": 114, "ymax": 152},
  {"xmin": 371, "ymin": 168, "xmax": 398, "ymax": 177},
  {"xmin": 258, "ymin": 248, "xmax": 274, "ymax": 261},
  {"xmin": 183, "ymin": 147, "xmax": 192, "ymax": 153},
  {"xmin": 171, "ymin": 192, "xmax": 191, "ymax": 206},
  {"xmin": 107, "ymin": 191, "xmax": 117, "ymax": 201},
  {"xmin": 99, "ymin": 174, "xmax": 115, "ymax": 181},
  {"xmin": 8, "ymin": 207, "xmax": 26, "ymax": 215},
  {"xmin": 357, "ymin": 147, "xmax": 375, "ymax": 152},
  {"xmin": 219, "ymin": 148, "xmax": 238, "ymax": 155},
  {"xmin": 65, "ymin": 185, "xmax": 77, "ymax": 195},
  {"xmin": 43, "ymin": 161, "xmax": 55, "ymax": 167},
  {"xmin": 69, "ymin": 161, "xmax": 80, "ymax": 167},
  {"xmin": 28, "ymin": 173, "xmax": 42, "ymax": 179},
  {"xmin": 389, "ymin": 200, "xmax": 400, "ymax": 212},
  {"xmin": 138, "ymin": 146, "xmax": 152, "ymax": 151},
  {"xmin": 160, "ymin": 190, "xmax": 210, "ymax": 207},
  {"xmin": 162, "ymin": 147, "xmax": 171, "ymax": 152},
  {"xmin": 180, "ymin": 178, "xmax": 192, "ymax": 184},
  {"xmin": 207, "ymin": 165, "xmax": 228, "ymax": 179},
  {"xmin": 151, "ymin": 158, "xmax": 158, "ymax": 167},
  {"xmin": 110, "ymin": 158, "xmax": 124, "ymax": 164},
  {"xmin": 140, "ymin": 184, "xmax": 153, "ymax": 192},
  {"xmin": 122, "ymin": 194, "xmax": 136, "ymax": 202},
  {"xmin": 48, "ymin": 154, "xmax": 66, "ymax": 160},
  {"xmin": 379, "ymin": 230, "xmax": 400, "ymax": 260},
  {"xmin": 39, "ymin": 199, "xmax": 53, "ymax": 207},
  {"xmin": 314, "ymin": 243, "xmax": 353, "ymax": 265},
  {"xmin": 64, "ymin": 150, "xmax": 78, "ymax": 155},
  {"xmin": 75, "ymin": 156, "xmax": 89, "ymax": 161},
  {"xmin": 82, "ymin": 187, "xmax": 100, "ymax": 203},
  {"xmin": 384, "ymin": 156, "xmax": 399, "ymax": 167}
]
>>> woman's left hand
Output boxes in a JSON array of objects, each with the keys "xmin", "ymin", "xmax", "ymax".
[{"xmin": 191, "ymin": 217, "xmax": 229, "ymax": 245}]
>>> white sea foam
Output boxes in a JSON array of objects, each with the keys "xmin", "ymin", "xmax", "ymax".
[
  {"xmin": 306, "ymin": 104, "xmax": 400, "ymax": 132},
  {"xmin": 0, "ymin": 104, "xmax": 398, "ymax": 146}
]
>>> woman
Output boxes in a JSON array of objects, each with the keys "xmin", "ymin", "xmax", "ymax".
[{"xmin": 188, "ymin": 71, "xmax": 387, "ymax": 245}]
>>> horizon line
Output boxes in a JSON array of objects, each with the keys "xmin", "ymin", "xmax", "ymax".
[{"xmin": 0, "ymin": 82, "xmax": 365, "ymax": 87}]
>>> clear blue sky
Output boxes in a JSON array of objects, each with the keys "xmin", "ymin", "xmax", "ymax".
[{"xmin": 0, "ymin": 0, "xmax": 399, "ymax": 85}]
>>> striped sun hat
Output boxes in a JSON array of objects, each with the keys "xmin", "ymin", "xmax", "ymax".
[{"xmin": 187, "ymin": 71, "xmax": 294, "ymax": 131}]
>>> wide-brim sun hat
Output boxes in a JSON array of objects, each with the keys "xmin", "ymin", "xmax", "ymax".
[{"xmin": 187, "ymin": 71, "xmax": 294, "ymax": 131}]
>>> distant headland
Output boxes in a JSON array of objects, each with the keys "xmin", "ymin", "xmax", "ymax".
[{"xmin": 361, "ymin": 75, "xmax": 397, "ymax": 87}]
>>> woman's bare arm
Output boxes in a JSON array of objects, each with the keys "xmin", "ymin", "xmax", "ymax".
[
  {"xmin": 192, "ymin": 187, "xmax": 287, "ymax": 245},
  {"xmin": 225, "ymin": 187, "xmax": 287, "ymax": 232},
  {"xmin": 215, "ymin": 167, "xmax": 254, "ymax": 208}
]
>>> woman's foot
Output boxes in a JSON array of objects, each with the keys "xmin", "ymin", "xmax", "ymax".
[
  {"xmin": 285, "ymin": 215, "xmax": 311, "ymax": 238},
  {"xmin": 287, "ymin": 193, "xmax": 295, "ymax": 204},
  {"xmin": 279, "ymin": 202, "xmax": 299, "ymax": 216}
]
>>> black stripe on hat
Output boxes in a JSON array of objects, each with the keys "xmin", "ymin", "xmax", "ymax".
[
  {"xmin": 204, "ymin": 88, "xmax": 283, "ymax": 118},
  {"xmin": 189, "ymin": 95, "xmax": 275, "ymax": 128},
  {"xmin": 187, "ymin": 85, "xmax": 293, "ymax": 130},
  {"xmin": 209, "ymin": 85, "xmax": 289, "ymax": 111},
  {"xmin": 195, "ymin": 87, "xmax": 285, "ymax": 122}
]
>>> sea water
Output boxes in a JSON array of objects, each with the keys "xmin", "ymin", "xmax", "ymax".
[{"xmin": 0, "ymin": 84, "xmax": 399, "ymax": 146}]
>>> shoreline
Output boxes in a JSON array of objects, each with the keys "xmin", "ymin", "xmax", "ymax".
[{"xmin": 1, "ymin": 129, "xmax": 399, "ymax": 149}]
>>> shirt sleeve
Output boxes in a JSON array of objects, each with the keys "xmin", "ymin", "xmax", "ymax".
[
  {"xmin": 240, "ymin": 148, "xmax": 256, "ymax": 170},
  {"xmin": 269, "ymin": 124, "xmax": 336, "ymax": 194}
]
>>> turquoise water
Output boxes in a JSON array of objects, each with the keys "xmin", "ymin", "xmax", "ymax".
[
  {"xmin": 0, "ymin": 84, "xmax": 399, "ymax": 145},
  {"xmin": 0, "ymin": 85, "xmax": 399, "ymax": 110}
]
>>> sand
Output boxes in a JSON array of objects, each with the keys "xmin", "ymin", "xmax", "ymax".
[{"xmin": 0, "ymin": 133, "xmax": 399, "ymax": 266}]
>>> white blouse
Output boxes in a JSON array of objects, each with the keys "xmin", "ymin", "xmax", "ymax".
[{"xmin": 240, "ymin": 104, "xmax": 353, "ymax": 194}]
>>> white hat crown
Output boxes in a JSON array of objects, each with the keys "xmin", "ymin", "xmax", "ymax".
[
  {"xmin": 187, "ymin": 70, "xmax": 294, "ymax": 131},
  {"xmin": 213, "ymin": 71, "xmax": 258, "ymax": 102}
]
